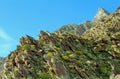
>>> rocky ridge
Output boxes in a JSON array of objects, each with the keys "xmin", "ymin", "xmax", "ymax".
[
  {"xmin": 0, "ymin": 7, "xmax": 120, "ymax": 79},
  {"xmin": 56, "ymin": 7, "xmax": 110, "ymax": 35}
]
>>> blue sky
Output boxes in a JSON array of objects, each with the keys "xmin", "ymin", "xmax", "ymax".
[{"xmin": 0, "ymin": 0, "xmax": 120, "ymax": 57}]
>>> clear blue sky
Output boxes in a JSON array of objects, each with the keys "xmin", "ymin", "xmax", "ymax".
[{"xmin": 0, "ymin": 0, "xmax": 120, "ymax": 57}]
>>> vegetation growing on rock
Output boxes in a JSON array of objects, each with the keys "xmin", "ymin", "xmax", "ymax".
[{"xmin": 0, "ymin": 7, "xmax": 120, "ymax": 79}]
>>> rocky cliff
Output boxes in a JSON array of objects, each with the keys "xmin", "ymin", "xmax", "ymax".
[{"xmin": 0, "ymin": 7, "xmax": 120, "ymax": 79}]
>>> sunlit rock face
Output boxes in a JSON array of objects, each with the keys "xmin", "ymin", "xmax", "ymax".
[
  {"xmin": 93, "ymin": 7, "xmax": 110, "ymax": 22},
  {"xmin": 1, "ymin": 7, "xmax": 120, "ymax": 79}
]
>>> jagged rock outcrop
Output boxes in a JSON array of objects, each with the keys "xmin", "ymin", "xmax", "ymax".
[
  {"xmin": 44, "ymin": 55, "xmax": 70, "ymax": 79},
  {"xmin": 56, "ymin": 8, "xmax": 110, "ymax": 35},
  {"xmin": 92, "ymin": 7, "xmax": 110, "ymax": 22},
  {"xmin": 0, "ymin": 7, "xmax": 120, "ymax": 79}
]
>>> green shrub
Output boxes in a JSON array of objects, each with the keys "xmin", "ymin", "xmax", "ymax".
[
  {"xmin": 76, "ymin": 50, "xmax": 83, "ymax": 55},
  {"xmin": 37, "ymin": 72, "xmax": 53, "ymax": 79},
  {"xmin": 22, "ymin": 44, "xmax": 31, "ymax": 50},
  {"xmin": 69, "ymin": 53, "xmax": 76, "ymax": 58},
  {"xmin": 62, "ymin": 55, "xmax": 69, "ymax": 61}
]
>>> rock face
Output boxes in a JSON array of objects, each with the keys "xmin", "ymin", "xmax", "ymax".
[
  {"xmin": 44, "ymin": 55, "xmax": 70, "ymax": 79},
  {"xmin": 1, "ymin": 7, "xmax": 120, "ymax": 79},
  {"xmin": 0, "ymin": 57, "xmax": 5, "ymax": 78},
  {"xmin": 93, "ymin": 7, "xmax": 110, "ymax": 22}
]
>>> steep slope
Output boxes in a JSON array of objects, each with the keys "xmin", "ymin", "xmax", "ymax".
[
  {"xmin": 1, "ymin": 7, "xmax": 120, "ymax": 79},
  {"xmin": 82, "ymin": 7, "xmax": 120, "ymax": 78}
]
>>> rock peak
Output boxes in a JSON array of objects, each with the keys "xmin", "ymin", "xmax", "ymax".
[
  {"xmin": 98, "ymin": 7, "xmax": 107, "ymax": 12},
  {"xmin": 116, "ymin": 6, "xmax": 120, "ymax": 13},
  {"xmin": 93, "ymin": 7, "xmax": 110, "ymax": 22}
]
